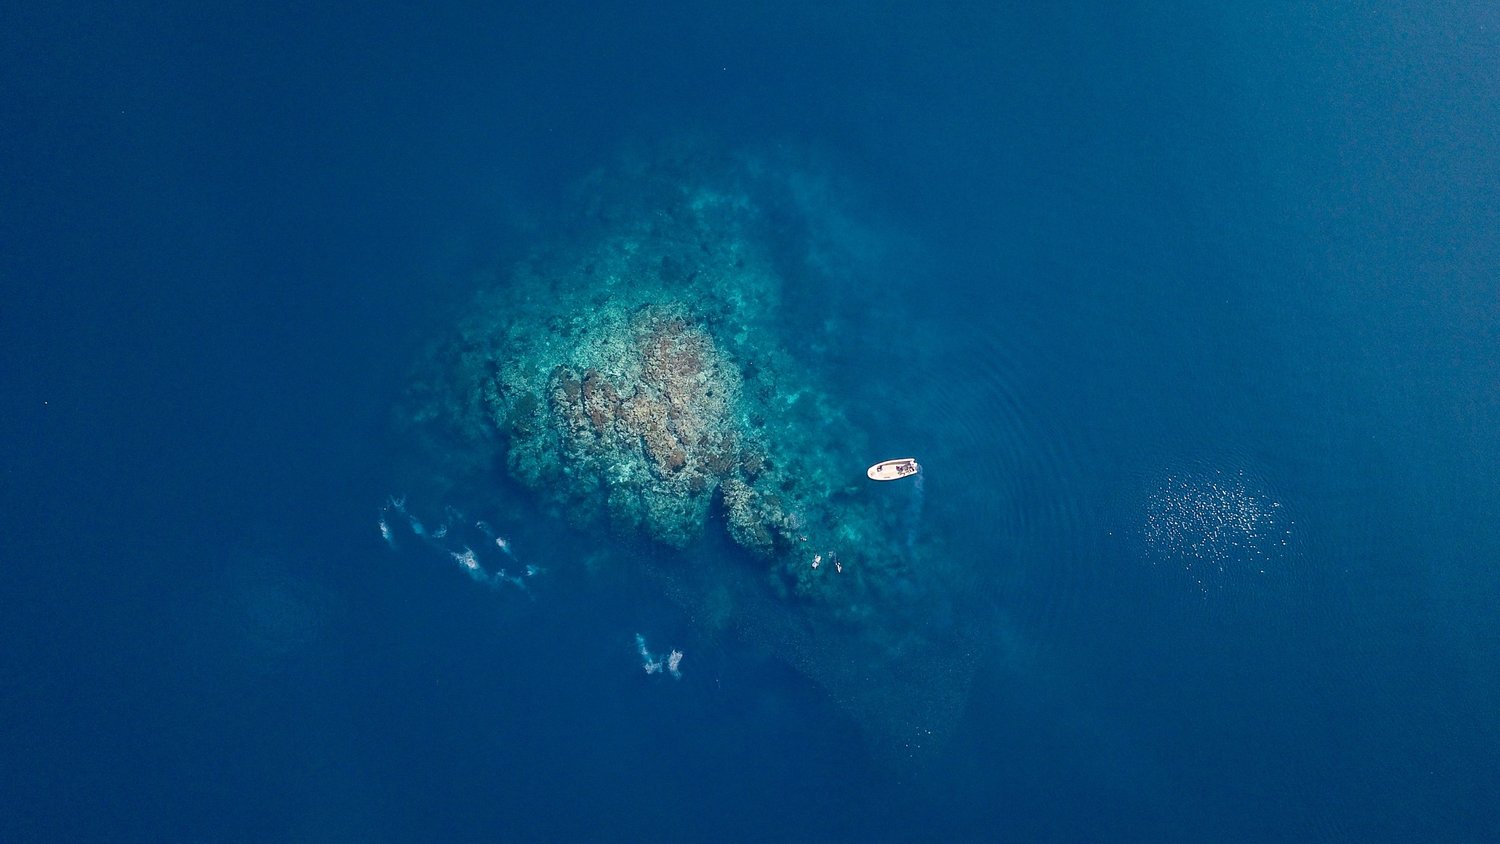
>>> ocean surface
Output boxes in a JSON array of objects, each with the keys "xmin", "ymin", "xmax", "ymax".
[{"xmin": 3, "ymin": 2, "xmax": 1497, "ymax": 841}]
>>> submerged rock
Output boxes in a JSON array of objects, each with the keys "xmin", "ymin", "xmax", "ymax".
[
  {"xmin": 403, "ymin": 146, "xmax": 983, "ymax": 764},
  {"xmin": 416, "ymin": 150, "xmax": 900, "ymax": 605},
  {"xmin": 535, "ymin": 306, "xmax": 743, "ymax": 548}
]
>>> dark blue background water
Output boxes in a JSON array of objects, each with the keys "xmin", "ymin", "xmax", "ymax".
[{"xmin": 4, "ymin": 2, "xmax": 1497, "ymax": 841}]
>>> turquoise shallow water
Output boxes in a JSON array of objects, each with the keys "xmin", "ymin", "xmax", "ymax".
[{"xmin": 3, "ymin": 2, "xmax": 1497, "ymax": 841}]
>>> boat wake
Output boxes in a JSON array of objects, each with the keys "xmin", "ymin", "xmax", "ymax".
[{"xmin": 905, "ymin": 471, "xmax": 925, "ymax": 552}]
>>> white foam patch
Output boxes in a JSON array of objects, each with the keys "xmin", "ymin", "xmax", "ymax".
[
  {"xmin": 1141, "ymin": 467, "xmax": 1294, "ymax": 593},
  {"xmin": 636, "ymin": 633, "xmax": 683, "ymax": 679},
  {"xmin": 381, "ymin": 496, "xmax": 540, "ymax": 597}
]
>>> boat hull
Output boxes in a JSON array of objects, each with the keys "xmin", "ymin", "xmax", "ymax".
[{"xmin": 866, "ymin": 458, "xmax": 921, "ymax": 481}]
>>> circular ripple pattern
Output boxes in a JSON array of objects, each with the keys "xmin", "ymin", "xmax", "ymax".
[{"xmin": 827, "ymin": 272, "xmax": 1095, "ymax": 646}]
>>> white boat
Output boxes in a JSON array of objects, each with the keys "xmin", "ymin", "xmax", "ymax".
[{"xmin": 866, "ymin": 458, "xmax": 920, "ymax": 481}]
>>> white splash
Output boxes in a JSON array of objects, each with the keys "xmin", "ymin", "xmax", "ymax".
[
  {"xmin": 450, "ymin": 547, "xmax": 491, "ymax": 584},
  {"xmin": 638, "ymin": 634, "xmax": 663, "ymax": 674},
  {"xmin": 381, "ymin": 496, "xmax": 543, "ymax": 598},
  {"xmin": 636, "ymin": 633, "xmax": 683, "ymax": 679}
]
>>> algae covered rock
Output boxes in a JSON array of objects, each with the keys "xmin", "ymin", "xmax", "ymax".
[
  {"xmin": 414, "ymin": 149, "xmax": 906, "ymax": 605},
  {"xmin": 535, "ymin": 305, "xmax": 743, "ymax": 548},
  {"xmin": 401, "ymin": 145, "xmax": 984, "ymax": 765}
]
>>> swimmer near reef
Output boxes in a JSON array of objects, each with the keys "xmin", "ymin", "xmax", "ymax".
[{"xmin": 397, "ymin": 145, "xmax": 980, "ymax": 765}]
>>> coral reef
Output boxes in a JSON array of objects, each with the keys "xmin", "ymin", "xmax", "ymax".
[
  {"xmin": 540, "ymin": 306, "xmax": 743, "ymax": 548},
  {"xmin": 400, "ymin": 145, "xmax": 982, "ymax": 762},
  {"xmin": 407, "ymin": 149, "xmax": 920, "ymax": 614}
]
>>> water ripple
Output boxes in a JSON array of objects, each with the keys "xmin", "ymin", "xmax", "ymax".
[{"xmin": 838, "ymin": 285, "xmax": 1095, "ymax": 644}]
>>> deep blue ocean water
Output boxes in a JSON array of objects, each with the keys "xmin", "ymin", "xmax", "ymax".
[{"xmin": 4, "ymin": 2, "xmax": 1497, "ymax": 841}]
